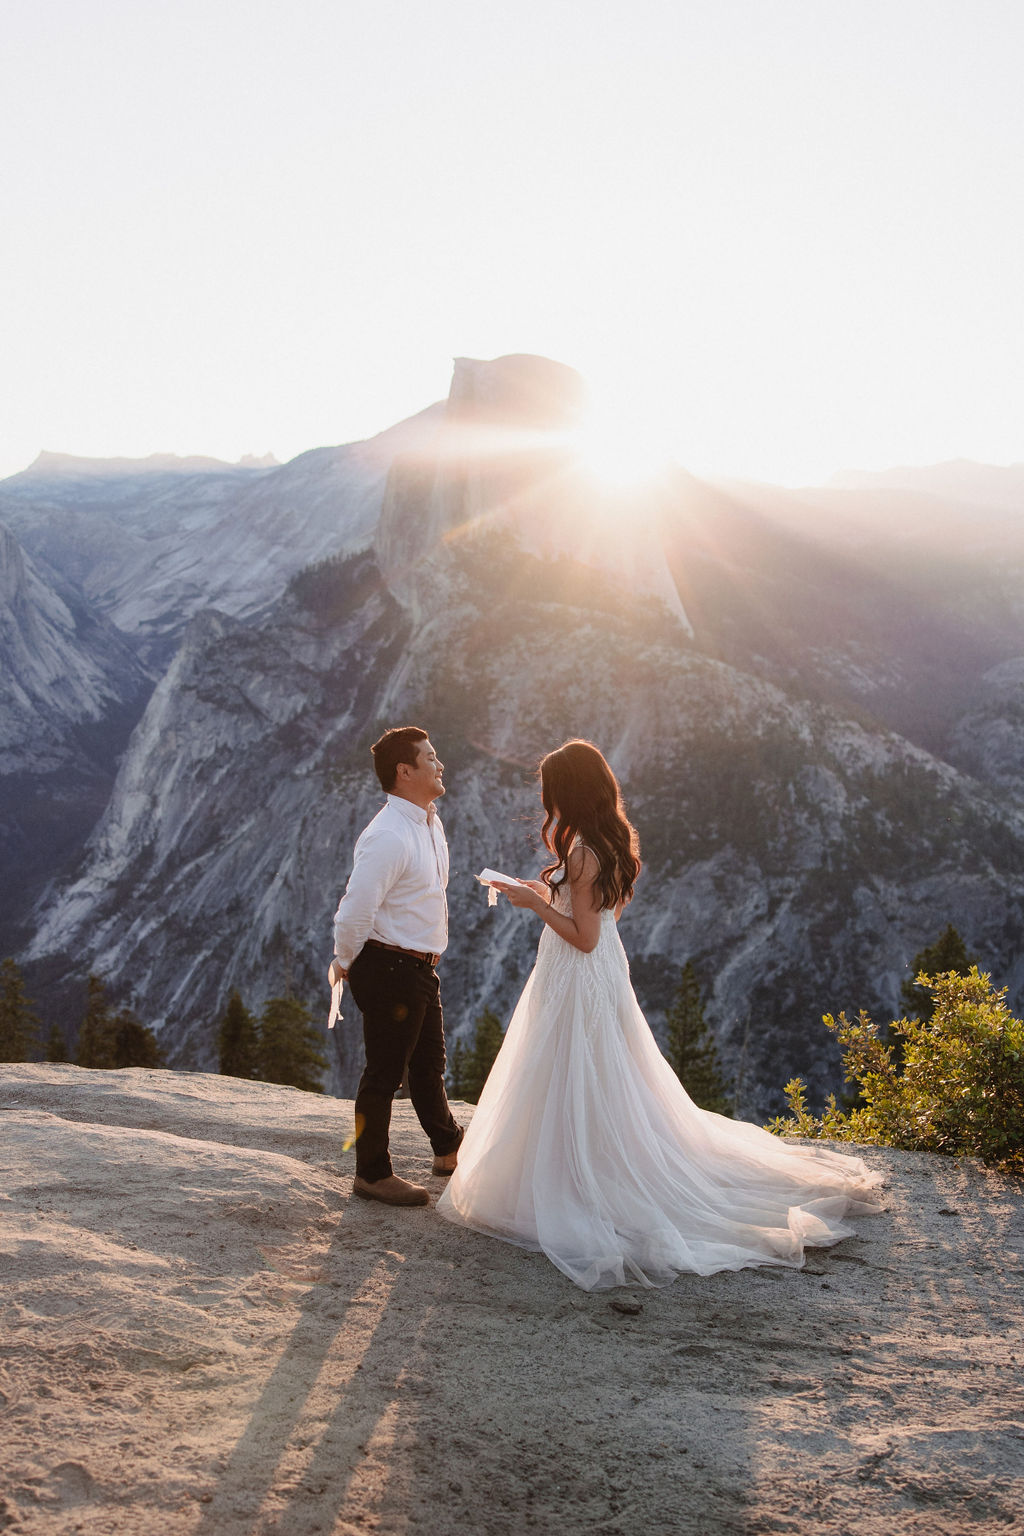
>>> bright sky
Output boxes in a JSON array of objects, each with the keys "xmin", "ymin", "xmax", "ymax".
[{"xmin": 2, "ymin": 0, "xmax": 1022, "ymax": 486}]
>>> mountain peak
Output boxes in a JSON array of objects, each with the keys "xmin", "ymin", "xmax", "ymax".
[{"xmin": 447, "ymin": 354, "xmax": 586, "ymax": 429}]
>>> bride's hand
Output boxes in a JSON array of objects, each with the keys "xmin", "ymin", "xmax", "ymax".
[{"xmin": 492, "ymin": 880, "xmax": 545, "ymax": 912}]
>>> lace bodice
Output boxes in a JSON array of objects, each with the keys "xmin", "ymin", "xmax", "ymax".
[{"xmin": 536, "ymin": 878, "xmax": 626, "ymax": 1037}]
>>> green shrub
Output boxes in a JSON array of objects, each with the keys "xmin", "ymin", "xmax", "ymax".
[{"xmin": 768, "ymin": 968, "xmax": 1024, "ymax": 1174}]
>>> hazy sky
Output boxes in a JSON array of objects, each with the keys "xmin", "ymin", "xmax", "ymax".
[{"xmin": 2, "ymin": 0, "xmax": 1022, "ymax": 484}]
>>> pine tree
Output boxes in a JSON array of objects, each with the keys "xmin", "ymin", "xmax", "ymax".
[
  {"xmin": 664, "ymin": 961, "xmax": 732, "ymax": 1116},
  {"xmin": 877, "ymin": 922, "xmax": 978, "ymax": 1083},
  {"xmin": 77, "ymin": 974, "xmax": 117, "ymax": 1069},
  {"xmin": 218, "ymin": 990, "xmax": 260, "ymax": 1079},
  {"xmin": 447, "ymin": 1038, "xmax": 468, "ymax": 1098},
  {"xmin": 0, "ymin": 958, "xmax": 40, "ymax": 1062},
  {"xmin": 257, "ymin": 995, "xmax": 327, "ymax": 1093},
  {"xmin": 45, "ymin": 1024, "xmax": 69, "ymax": 1063},
  {"xmin": 110, "ymin": 1009, "xmax": 165, "ymax": 1068},
  {"xmin": 901, "ymin": 924, "xmax": 973, "ymax": 1021},
  {"xmin": 460, "ymin": 1009, "xmax": 506, "ymax": 1104}
]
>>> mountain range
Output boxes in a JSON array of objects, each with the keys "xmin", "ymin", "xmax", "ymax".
[{"xmin": 4, "ymin": 354, "xmax": 1024, "ymax": 1115}]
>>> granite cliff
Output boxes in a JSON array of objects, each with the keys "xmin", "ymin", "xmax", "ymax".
[
  {"xmin": 8, "ymin": 358, "xmax": 1024, "ymax": 1114},
  {"xmin": 0, "ymin": 522, "xmax": 151, "ymax": 948}
]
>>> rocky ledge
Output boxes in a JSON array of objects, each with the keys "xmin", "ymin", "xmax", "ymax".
[{"xmin": 1, "ymin": 1065, "xmax": 1021, "ymax": 1535}]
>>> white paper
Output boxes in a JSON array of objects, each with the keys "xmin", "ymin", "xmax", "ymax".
[
  {"xmin": 327, "ymin": 977, "xmax": 343, "ymax": 1029},
  {"xmin": 477, "ymin": 867, "xmax": 524, "ymax": 907},
  {"xmin": 477, "ymin": 867, "xmax": 523, "ymax": 887}
]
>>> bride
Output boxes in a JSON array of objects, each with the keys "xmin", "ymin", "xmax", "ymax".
[{"xmin": 436, "ymin": 739, "xmax": 883, "ymax": 1291}]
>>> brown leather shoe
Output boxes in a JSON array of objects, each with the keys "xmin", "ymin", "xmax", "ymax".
[
  {"xmin": 352, "ymin": 1174, "xmax": 430, "ymax": 1207},
  {"xmin": 432, "ymin": 1147, "xmax": 459, "ymax": 1176}
]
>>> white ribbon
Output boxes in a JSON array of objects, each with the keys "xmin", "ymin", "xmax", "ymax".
[{"xmin": 328, "ymin": 977, "xmax": 343, "ymax": 1029}]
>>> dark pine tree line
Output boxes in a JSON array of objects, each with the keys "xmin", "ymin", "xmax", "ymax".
[
  {"xmin": 663, "ymin": 960, "xmax": 733, "ymax": 1115},
  {"xmin": 76, "ymin": 974, "xmax": 166, "ymax": 1069},
  {"xmin": 217, "ymin": 988, "xmax": 328, "ymax": 1094},
  {"xmin": 0, "ymin": 957, "xmax": 41, "ymax": 1062},
  {"xmin": 447, "ymin": 1008, "xmax": 506, "ymax": 1103},
  {"xmin": 1, "ymin": 923, "xmax": 980, "ymax": 1109},
  {"xmin": 1, "ymin": 960, "xmax": 329, "ymax": 1094},
  {"xmin": 1, "ymin": 963, "xmax": 166, "ymax": 1069}
]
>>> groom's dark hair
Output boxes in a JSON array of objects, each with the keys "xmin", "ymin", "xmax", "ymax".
[{"xmin": 371, "ymin": 726, "xmax": 429, "ymax": 791}]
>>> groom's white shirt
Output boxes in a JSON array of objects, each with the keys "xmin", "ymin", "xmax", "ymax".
[{"xmin": 333, "ymin": 794, "xmax": 449, "ymax": 969}]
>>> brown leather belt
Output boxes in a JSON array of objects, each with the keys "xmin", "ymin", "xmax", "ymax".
[{"xmin": 364, "ymin": 938, "xmax": 441, "ymax": 967}]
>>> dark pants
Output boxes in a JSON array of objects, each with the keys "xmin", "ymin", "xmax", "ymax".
[{"xmin": 348, "ymin": 945, "xmax": 463, "ymax": 1182}]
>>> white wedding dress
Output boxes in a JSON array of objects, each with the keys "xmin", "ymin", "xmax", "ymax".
[{"xmin": 437, "ymin": 887, "xmax": 883, "ymax": 1291}]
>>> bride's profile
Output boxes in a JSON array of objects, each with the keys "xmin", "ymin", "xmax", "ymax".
[{"xmin": 436, "ymin": 739, "xmax": 883, "ymax": 1291}]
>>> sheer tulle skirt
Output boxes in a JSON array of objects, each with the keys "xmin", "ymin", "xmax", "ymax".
[{"xmin": 437, "ymin": 914, "xmax": 883, "ymax": 1290}]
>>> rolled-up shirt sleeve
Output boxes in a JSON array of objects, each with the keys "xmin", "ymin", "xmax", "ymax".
[{"xmin": 332, "ymin": 828, "xmax": 406, "ymax": 969}]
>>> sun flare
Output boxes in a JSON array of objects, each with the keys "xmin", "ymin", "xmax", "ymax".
[{"xmin": 567, "ymin": 404, "xmax": 675, "ymax": 490}]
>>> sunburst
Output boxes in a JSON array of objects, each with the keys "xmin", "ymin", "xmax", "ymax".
[{"xmin": 566, "ymin": 402, "xmax": 674, "ymax": 489}]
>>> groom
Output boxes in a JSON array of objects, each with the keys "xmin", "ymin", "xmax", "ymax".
[{"xmin": 330, "ymin": 726, "xmax": 464, "ymax": 1207}]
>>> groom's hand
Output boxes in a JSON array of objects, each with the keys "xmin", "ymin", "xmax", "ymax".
[{"xmin": 328, "ymin": 959, "xmax": 348, "ymax": 986}]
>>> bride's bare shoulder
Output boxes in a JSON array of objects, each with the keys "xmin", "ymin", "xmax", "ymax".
[{"xmin": 567, "ymin": 843, "xmax": 600, "ymax": 880}]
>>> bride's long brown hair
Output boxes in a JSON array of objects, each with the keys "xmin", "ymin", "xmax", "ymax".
[{"xmin": 539, "ymin": 740, "xmax": 641, "ymax": 910}]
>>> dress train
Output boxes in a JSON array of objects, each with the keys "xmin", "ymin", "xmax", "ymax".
[{"xmin": 437, "ymin": 904, "xmax": 883, "ymax": 1291}]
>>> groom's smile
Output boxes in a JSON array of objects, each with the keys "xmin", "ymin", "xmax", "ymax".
[{"xmin": 407, "ymin": 739, "xmax": 445, "ymax": 803}]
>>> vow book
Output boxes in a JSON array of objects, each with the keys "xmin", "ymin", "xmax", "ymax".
[{"xmin": 477, "ymin": 868, "xmax": 524, "ymax": 907}]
